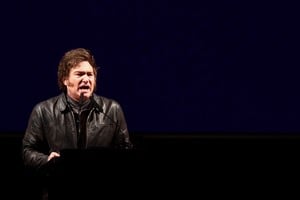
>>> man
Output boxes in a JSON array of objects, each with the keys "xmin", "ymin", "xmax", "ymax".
[{"xmin": 22, "ymin": 48, "xmax": 133, "ymax": 174}]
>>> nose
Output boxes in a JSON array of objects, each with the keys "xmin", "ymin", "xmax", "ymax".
[
  {"xmin": 83, "ymin": 79, "xmax": 88, "ymax": 83},
  {"xmin": 82, "ymin": 75, "xmax": 89, "ymax": 83}
]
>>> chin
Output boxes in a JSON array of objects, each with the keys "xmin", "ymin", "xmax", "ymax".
[{"xmin": 86, "ymin": 93, "xmax": 92, "ymax": 98}]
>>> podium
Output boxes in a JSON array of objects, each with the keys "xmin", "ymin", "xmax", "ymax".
[{"xmin": 45, "ymin": 148, "xmax": 140, "ymax": 199}]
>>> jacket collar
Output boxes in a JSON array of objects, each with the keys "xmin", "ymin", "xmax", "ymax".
[{"xmin": 58, "ymin": 93, "xmax": 102, "ymax": 113}]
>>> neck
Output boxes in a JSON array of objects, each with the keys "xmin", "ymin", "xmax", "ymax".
[
  {"xmin": 66, "ymin": 93, "xmax": 87, "ymax": 103},
  {"xmin": 66, "ymin": 94, "xmax": 91, "ymax": 112}
]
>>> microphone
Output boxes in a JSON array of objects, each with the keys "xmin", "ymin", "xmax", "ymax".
[
  {"xmin": 88, "ymin": 96, "xmax": 118, "ymax": 126},
  {"xmin": 89, "ymin": 97, "xmax": 133, "ymax": 149},
  {"xmin": 99, "ymin": 108, "xmax": 121, "ymax": 131}
]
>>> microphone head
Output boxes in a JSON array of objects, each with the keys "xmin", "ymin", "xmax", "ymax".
[{"xmin": 89, "ymin": 95, "xmax": 103, "ymax": 113}]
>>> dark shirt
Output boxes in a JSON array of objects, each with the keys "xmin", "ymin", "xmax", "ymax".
[{"xmin": 66, "ymin": 95, "xmax": 92, "ymax": 149}]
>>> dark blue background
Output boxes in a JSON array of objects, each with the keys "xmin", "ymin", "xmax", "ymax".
[{"xmin": 1, "ymin": 0, "xmax": 300, "ymax": 134}]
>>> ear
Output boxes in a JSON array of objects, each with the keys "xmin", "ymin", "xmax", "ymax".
[{"xmin": 63, "ymin": 79, "xmax": 68, "ymax": 86}]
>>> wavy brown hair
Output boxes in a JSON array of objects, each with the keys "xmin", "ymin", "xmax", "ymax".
[{"xmin": 57, "ymin": 48, "xmax": 98, "ymax": 92}]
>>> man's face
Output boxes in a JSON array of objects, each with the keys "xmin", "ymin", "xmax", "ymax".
[{"xmin": 63, "ymin": 61, "xmax": 96, "ymax": 101}]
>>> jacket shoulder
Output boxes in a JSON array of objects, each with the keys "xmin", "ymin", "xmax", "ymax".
[
  {"xmin": 92, "ymin": 94, "xmax": 121, "ymax": 109},
  {"xmin": 32, "ymin": 94, "xmax": 63, "ymax": 111}
]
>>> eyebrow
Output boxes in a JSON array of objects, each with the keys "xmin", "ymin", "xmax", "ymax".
[{"xmin": 73, "ymin": 70, "xmax": 94, "ymax": 74}]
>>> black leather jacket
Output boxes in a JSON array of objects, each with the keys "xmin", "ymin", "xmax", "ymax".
[{"xmin": 22, "ymin": 93, "xmax": 132, "ymax": 170}]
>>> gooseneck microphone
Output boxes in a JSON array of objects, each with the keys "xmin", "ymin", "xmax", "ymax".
[
  {"xmin": 98, "ymin": 106, "xmax": 121, "ymax": 131},
  {"xmin": 89, "ymin": 97, "xmax": 133, "ymax": 149},
  {"xmin": 88, "ymin": 96, "xmax": 118, "ymax": 127}
]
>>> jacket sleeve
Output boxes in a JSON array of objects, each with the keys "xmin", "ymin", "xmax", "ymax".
[
  {"xmin": 114, "ymin": 103, "xmax": 133, "ymax": 150},
  {"xmin": 22, "ymin": 104, "xmax": 49, "ymax": 171}
]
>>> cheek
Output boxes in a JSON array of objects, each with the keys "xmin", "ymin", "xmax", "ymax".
[{"xmin": 65, "ymin": 80, "xmax": 75, "ymax": 87}]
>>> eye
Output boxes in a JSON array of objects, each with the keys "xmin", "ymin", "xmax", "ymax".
[{"xmin": 75, "ymin": 72, "xmax": 84, "ymax": 77}]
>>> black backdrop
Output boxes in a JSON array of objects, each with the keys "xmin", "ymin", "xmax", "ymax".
[
  {"xmin": 1, "ymin": 2, "xmax": 300, "ymax": 198},
  {"xmin": 1, "ymin": 0, "xmax": 300, "ymax": 134}
]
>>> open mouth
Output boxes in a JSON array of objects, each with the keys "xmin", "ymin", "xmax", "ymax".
[{"xmin": 79, "ymin": 85, "xmax": 90, "ymax": 92}]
